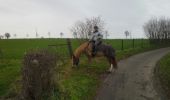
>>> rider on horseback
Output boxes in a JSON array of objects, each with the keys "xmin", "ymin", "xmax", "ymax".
[{"xmin": 89, "ymin": 26, "xmax": 103, "ymax": 56}]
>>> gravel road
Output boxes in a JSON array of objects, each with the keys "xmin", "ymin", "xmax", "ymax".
[{"xmin": 96, "ymin": 47, "xmax": 170, "ymax": 100}]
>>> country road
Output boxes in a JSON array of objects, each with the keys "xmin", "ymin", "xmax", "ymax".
[{"xmin": 96, "ymin": 47, "xmax": 170, "ymax": 100}]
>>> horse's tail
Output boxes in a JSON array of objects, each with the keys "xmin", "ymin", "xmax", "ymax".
[
  {"xmin": 111, "ymin": 56, "xmax": 117, "ymax": 69},
  {"xmin": 113, "ymin": 49, "xmax": 118, "ymax": 68},
  {"xmin": 109, "ymin": 49, "xmax": 117, "ymax": 68},
  {"xmin": 109, "ymin": 48, "xmax": 116, "ymax": 58}
]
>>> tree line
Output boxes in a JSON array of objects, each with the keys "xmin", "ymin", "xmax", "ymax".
[
  {"xmin": 1, "ymin": 16, "xmax": 170, "ymax": 42},
  {"xmin": 143, "ymin": 17, "xmax": 170, "ymax": 44},
  {"xmin": 0, "ymin": 33, "xmax": 11, "ymax": 39},
  {"xmin": 0, "ymin": 32, "xmax": 65, "ymax": 39}
]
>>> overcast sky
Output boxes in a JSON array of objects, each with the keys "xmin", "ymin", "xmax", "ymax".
[{"xmin": 0, "ymin": 0, "xmax": 170, "ymax": 39}]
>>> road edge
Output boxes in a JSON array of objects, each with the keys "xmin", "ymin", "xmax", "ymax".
[{"xmin": 154, "ymin": 56, "xmax": 170, "ymax": 100}]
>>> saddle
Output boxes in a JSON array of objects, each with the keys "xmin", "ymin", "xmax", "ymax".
[{"xmin": 89, "ymin": 41, "xmax": 102, "ymax": 57}]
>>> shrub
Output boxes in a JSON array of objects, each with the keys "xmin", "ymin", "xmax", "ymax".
[{"xmin": 20, "ymin": 49, "xmax": 58, "ymax": 100}]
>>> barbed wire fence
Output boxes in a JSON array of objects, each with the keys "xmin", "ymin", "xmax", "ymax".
[
  {"xmin": 0, "ymin": 48, "xmax": 3, "ymax": 59},
  {"xmin": 48, "ymin": 39, "xmax": 73, "ymax": 56}
]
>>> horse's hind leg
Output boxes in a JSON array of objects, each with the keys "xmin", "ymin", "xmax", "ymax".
[
  {"xmin": 107, "ymin": 57, "xmax": 118, "ymax": 73},
  {"xmin": 107, "ymin": 58, "xmax": 113, "ymax": 72},
  {"xmin": 111, "ymin": 57, "xmax": 118, "ymax": 69},
  {"xmin": 109, "ymin": 63, "xmax": 113, "ymax": 72}
]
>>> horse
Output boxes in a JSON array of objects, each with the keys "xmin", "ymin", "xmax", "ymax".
[{"xmin": 72, "ymin": 41, "xmax": 118, "ymax": 73}]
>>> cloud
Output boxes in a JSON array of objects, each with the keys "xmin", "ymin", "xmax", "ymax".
[{"xmin": 0, "ymin": 0, "xmax": 170, "ymax": 38}]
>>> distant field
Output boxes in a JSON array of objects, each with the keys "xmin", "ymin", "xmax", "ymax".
[
  {"xmin": 0, "ymin": 38, "xmax": 149, "ymax": 59},
  {"xmin": 0, "ymin": 38, "xmax": 151, "ymax": 99},
  {"xmin": 0, "ymin": 39, "xmax": 79, "ymax": 59}
]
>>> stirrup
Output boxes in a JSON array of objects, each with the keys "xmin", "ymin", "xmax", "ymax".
[{"xmin": 92, "ymin": 52, "xmax": 96, "ymax": 57}]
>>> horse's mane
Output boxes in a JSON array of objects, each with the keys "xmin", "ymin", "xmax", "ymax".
[{"xmin": 74, "ymin": 42, "xmax": 89, "ymax": 58}]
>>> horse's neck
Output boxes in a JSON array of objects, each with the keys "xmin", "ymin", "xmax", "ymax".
[{"xmin": 74, "ymin": 42, "xmax": 89, "ymax": 58}]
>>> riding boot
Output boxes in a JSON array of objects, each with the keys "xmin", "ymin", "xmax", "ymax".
[
  {"xmin": 92, "ymin": 45, "xmax": 96, "ymax": 57},
  {"xmin": 92, "ymin": 51, "xmax": 96, "ymax": 57}
]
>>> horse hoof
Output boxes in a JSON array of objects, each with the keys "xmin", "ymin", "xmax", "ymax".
[
  {"xmin": 72, "ymin": 65, "xmax": 76, "ymax": 68},
  {"xmin": 114, "ymin": 66, "xmax": 118, "ymax": 69},
  {"xmin": 106, "ymin": 70, "xmax": 112, "ymax": 73},
  {"xmin": 107, "ymin": 69, "xmax": 116, "ymax": 73},
  {"xmin": 72, "ymin": 65, "xmax": 79, "ymax": 69}
]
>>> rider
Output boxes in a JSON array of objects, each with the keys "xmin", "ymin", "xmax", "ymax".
[{"xmin": 89, "ymin": 26, "xmax": 103, "ymax": 56}]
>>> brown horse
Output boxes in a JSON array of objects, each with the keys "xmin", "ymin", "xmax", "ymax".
[{"xmin": 72, "ymin": 41, "xmax": 118, "ymax": 72}]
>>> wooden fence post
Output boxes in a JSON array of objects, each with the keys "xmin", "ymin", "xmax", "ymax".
[
  {"xmin": 66, "ymin": 38, "xmax": 73, "ymax": 58},
  {"xmin": 132, "ymin": 39, "xmax": 135, "ymax": 48},
  {"xmin": 141, "ymin": 39, "xmax": 143, "ymax": 48},
  {"xmin": 0, "ymin": 49, "xmax": 3, "ymax": 59},
  {"xmin": 121, "ymin": 39, "xmax": 124, "ymax": 50}
]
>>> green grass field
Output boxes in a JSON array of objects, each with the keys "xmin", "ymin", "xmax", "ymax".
[
  {"xmin": 0, "ymin": 38, "xmax": 156, "ymax": 99},
  {"xmin": 156, "ymin": 53, "xmax": 170, "ymax": 98}
]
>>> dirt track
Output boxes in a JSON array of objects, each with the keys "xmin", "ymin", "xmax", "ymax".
[{"xmin": 96, "ymin": 47, "xmax": 170, "ymax": 100}]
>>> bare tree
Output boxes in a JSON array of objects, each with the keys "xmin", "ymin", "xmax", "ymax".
[
  {"xmin": 104, "ymin": 31, "xmax": 109, "ymax": 39},
  {"xmin": 71, "ymin": 16, "xmax": 105, "ymax": 40},
  {"xmin": 143, "ymin": 18, "xmax": 158, "ymax": 39},
  {"xmin": 48, "ymin": 32, "xmax": 51, "ymax": 38},
  {"xmin": 36, "ymin": 32, "xmax": 38, "ymax": 38},
  {"xmin": 0, "ymin": 34, "xmax": 3, "ymax": 39},
  {"xmin": 35, "ymin": 28, "xmax": 39, "ymax": 38},
  {"xmin": 60, "ymin": 32, "xmax": 64, "ymax": 38},
  {"xmin": 73, "ymin": 32, "xmax": 77, "ymax": 38},
  {"xmin": 13, "ymin": 34, "xmax": 17, "ymax": 38},
  {"xmin": 5, "ymin": 32, "xmax": 10, "ymax": 39},
  {"xmin": 124, "ymin": 30, "xmax": 130, "ymax": 39},
  {"xmin": 26, "ymin": 34, "xmax": 29, "ymax": 38},
  {"xmin": 143, "ymin": 17, "xmax": 170, "ymax": 44}
]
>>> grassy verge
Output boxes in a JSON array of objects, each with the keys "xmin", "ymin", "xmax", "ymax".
[
  {"xmin": 0, "ymin": 59, "xmax": 21, "ymax": 96},
  {"xmin": 155, "ymin": 52, "xmax": 170, "ymax": 99}
]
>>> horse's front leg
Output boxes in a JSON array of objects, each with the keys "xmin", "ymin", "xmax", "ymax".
[
  {"xmin": 85, "ymin": 51, "xmax": 92, "ymax": 64},
  {"xmin": 88, "ymin": 56, "xmax": 92, "ymax": 63}
]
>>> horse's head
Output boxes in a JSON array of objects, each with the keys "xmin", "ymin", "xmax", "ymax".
[{"xmin": 72, "ymin": 54, "xmax": 79, "ymax": 67}]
